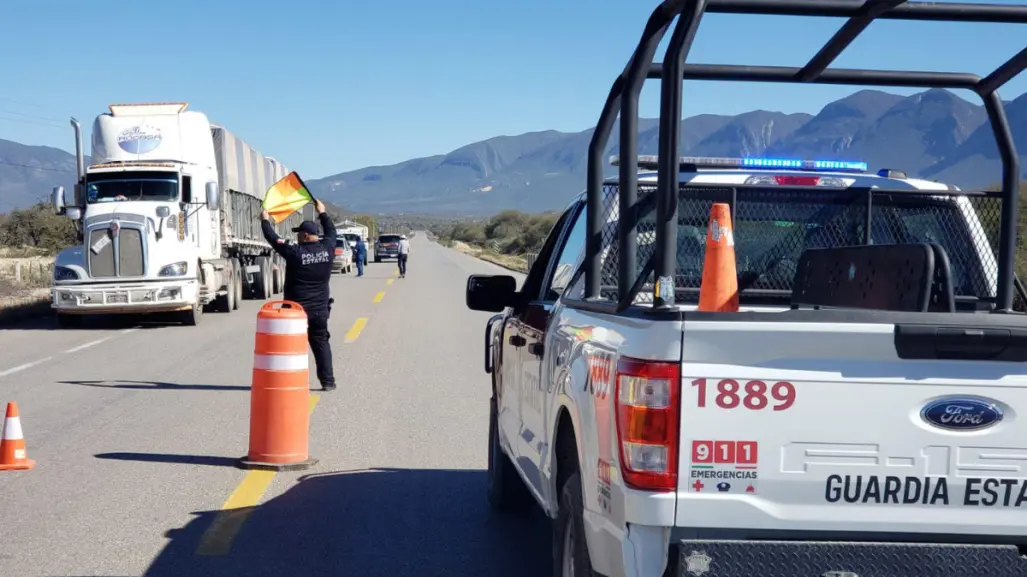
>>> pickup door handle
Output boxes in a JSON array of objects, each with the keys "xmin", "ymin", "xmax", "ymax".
[
  {"xmin": 509, "ymin": 335, "xmax": 526, "ymax": 347},
  {"xmin": 528, "ymin": 342, "xmax": 544, "ymax": 357}
]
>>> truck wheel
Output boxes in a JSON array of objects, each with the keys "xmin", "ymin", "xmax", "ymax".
[
  {"xmin": 255, "ymin": 256, "xmax": 271, "ymax": 300},
  {"xmin": 232, "ymin": 259, "xmax": 242, "ymax": 310},
  {"xmin": 56, "ymin": 313, "xmax": 83, "ymax": 329},
  {"xmin": 264, "ymin": 258, "xmax": 274, "ymax": 299},
  {"xmin": 215, "ymin": 267, "xmax": 234, "ymax": 313},
  {"xmin": 487, "ymin": 398, "xmax": 532, "ymax": 512},
  {"xmin": 180, "ymin": 303, "xmax": 202, "ymax": 326},
  {"xmin": 272, "ymin": 257, "xmax": 283, "ymax": 294},
  {"xmin": 552, "ymin": 470, "xmax": 597, "ymax": 577}
]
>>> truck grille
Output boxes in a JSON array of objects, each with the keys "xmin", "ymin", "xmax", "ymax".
[{"xmin": 86, "ymin": 225, "xmax": 146, "ymax": 278}]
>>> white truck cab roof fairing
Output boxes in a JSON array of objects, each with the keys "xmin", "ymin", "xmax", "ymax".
[{"xmin": 91, "ymin": 103, "xmax": 216, "ymax": 169}]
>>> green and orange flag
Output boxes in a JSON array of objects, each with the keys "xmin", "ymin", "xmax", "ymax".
[{"xmin": 263, "ymin": 172, "xmax": 314, "ymax": 223}]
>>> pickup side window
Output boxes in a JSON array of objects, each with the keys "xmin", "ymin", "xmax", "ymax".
[
  {"xmin": 520, "ymin": 204, "xmax": 577, "ymax": 302},
  {"xmin": 543, "ymin": 203, "xmax": 586, "ymax": 301}
]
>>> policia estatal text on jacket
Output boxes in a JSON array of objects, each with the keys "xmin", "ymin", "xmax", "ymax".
[{"xmin": 260, "ymin": 200, "xmax": 337, "ymax": 391}]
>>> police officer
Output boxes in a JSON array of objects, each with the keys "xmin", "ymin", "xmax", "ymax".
[
  {"xmin": 260, "ymin": 199, "xmax": 337, "ymax": 391},
  {"xmin": 354, "ymin": 236, "xmax": 367, "ymax": 276}
]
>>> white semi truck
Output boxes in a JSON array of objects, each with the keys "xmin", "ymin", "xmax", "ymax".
[{"xmin": 48, "ymin": 102, "xmax": 313, "ymax": 328}]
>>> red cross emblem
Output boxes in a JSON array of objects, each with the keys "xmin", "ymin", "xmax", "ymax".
[{"xmin": 692, "ymin": 480, "xmax": 704, "ymax": 492}]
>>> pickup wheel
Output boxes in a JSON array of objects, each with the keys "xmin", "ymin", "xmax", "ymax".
[
  {"xmin": 553, "ymin": 470, "xmax": 596, "ymax": 577},
  {"xmin": 487, "ymin": 398, "xmax": 531, "ymax": 512}
]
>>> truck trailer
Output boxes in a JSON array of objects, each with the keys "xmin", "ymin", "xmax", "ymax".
[{"xmin": 49, "ymin": 102, "xmax": 313, "ymax": 328}]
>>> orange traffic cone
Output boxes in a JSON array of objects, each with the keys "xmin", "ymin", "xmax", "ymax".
[
  {"xmin": 697, "ymin": 202, "xmax": 739, "ymax": 313},
  {"xmin": 0, "ymin": 401, "xmax": 35, "ymax": 471}
]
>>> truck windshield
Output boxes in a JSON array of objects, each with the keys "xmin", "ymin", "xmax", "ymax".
[
  {"xmin": 343, "ymin": 234, "xmax": 361, "ymax": 243},
  {"xmin": 86, "ymin": 171, "xmax": 179, "ymax": 204},
  {"xmin": 631, "ymin": 186, "xmax": 994, "ymax": 303}
]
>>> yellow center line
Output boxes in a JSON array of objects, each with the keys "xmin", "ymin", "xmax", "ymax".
[
  {"xmin": 385, "ymin": 278, "xmax": 394, "ymax": 285},
  {"xmin": 373, "ymin": 291, "xmax": 385, "ymax": 303},
  {"xmin": 344, "ymin": 317, "xmax": 368, "ymax": 343},
  {"xmin": 195, "ymin": 394, "xmax": 321, "ymax": 556}
]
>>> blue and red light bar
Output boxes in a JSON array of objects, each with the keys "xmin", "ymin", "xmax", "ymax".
[{"xmin": 610, "ymin": 154, "xmax": 869, "ymax": 173}]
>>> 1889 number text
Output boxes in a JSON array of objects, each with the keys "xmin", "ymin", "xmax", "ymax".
[{"xmin": 691, "ymin": 378, "xmax": 795, "ymax": 411}]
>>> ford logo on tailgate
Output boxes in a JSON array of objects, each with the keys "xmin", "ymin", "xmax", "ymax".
[{"xmin": 921, "ymin": 397, "xmax": 1003, "ymax": 431}]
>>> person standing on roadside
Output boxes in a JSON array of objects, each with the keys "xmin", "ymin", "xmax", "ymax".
[
  {"xmin": 259, "ymin": 199, "xmax": 338, "ymax": 391},
  {"xmin": 354, "ymin": 237, "xmax": 367, "ymax": 277},
  {"xmin": 397, "ymin": 234, "xmax": 410, "ymax": 278}
]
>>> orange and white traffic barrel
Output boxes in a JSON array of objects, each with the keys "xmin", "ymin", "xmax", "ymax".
[{"xmin": 238, "ymin": 301, "xmax": 318, "ymax": 471}]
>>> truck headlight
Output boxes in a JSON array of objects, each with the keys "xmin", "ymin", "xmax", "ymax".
[
  {"xmin": 54, "ymin": 266, "xmax": 80, "ymax": 281},
  {"xmin": 158, "ymin": 261, "xmax": 189, "ymax": 277}
]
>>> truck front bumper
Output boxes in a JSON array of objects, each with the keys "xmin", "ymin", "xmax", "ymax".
[
  {"xmin": 51, "ymin": 279, "xmax": 199, "ymax": 314},
  {"xmin": 675, "ymin": 539, "xmax": 1027, "ymax": 577}
]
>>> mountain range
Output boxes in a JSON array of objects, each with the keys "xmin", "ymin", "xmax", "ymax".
[{"xmin": 2, "ymin": 88, "xmax": 1025, "ymax": 216}]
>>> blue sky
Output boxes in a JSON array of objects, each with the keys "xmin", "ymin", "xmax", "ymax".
[{"xmin": 0, "ymin": 0, "xmax": 1025, "ymax": 179}]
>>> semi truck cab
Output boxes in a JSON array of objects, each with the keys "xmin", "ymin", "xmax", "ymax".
[{"xmin": 50, "ymin": 103, "xmax": 223, "ymax": 328}]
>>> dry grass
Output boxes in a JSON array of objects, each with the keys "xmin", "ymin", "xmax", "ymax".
[
  {"xmin": 451, "ymin": 241, "xmax": 529, "ymax": 273},
  {"xmin": 0, "ymin": 247, "xmax": 55, "ymax": 318}
]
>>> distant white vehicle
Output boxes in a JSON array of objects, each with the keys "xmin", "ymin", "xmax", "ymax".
[
  {"xmin": 336, "ymin": 221, "xmax": 369, "ymax": 265},
  {"xmin": 332, "ymin": 237, "xmax": 354, "ymax": 274}
]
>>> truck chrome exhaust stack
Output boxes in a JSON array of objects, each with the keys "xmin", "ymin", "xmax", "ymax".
[{"xmin": 70, "ymin": 117, "xmax": 85, "ymax": 181}]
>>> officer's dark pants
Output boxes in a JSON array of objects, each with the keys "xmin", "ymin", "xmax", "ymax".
[
  {"xmin": 355, "ymin": 257, "xmax": 364, "ymax": 276},
  {"xmin": 307, "ymin": 306, "xmax": 335, "ymax": 388},
  {"xmin": 398, "ymin": 254, "xmax": 408, "ymax": 275}
]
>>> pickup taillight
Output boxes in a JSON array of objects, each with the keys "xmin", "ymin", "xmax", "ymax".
[
  {"xmin": 615, "ymin": 357, "xmax": 680, "ymax": 491},
  {"xmin": 334, "ymin": 249, "xmax": 343, "ymax": 255}
]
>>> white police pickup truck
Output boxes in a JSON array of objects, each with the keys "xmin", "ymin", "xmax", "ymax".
[
  {"xmin": 466, "ymin": 155, "xmax": 1027, "ymax": 577},
  {"xmin": 464, "ymin": 1, "xmax": 1027, "ymax": 575}
]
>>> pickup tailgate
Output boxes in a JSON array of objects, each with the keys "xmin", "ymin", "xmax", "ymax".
[{"xmin": 676, "ymin": 319, "xmax": 1027, "ymax": 539}]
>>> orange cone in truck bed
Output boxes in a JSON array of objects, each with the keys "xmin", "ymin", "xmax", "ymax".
[{"xmin": 697, "ymin": 202, "xmax": 739, "ymax": 313}]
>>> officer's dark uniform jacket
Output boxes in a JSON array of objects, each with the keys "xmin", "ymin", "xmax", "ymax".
[{"xmin": 261, "ymin": 212, "xmax": 337, "ymax": 314}]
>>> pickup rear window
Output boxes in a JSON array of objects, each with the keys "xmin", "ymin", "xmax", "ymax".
[
  {"xmin": 594, "ymin": 185, "xmax": 1000, "ymax": 305},
  {"xmin": 378, "ymin": 235, "xmax": 402, "ymax": 244}
]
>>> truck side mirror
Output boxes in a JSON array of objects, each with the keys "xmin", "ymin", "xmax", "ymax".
[
  {"xmin": 466, "ymin": 274, "xmax": 518, "ymax": 312},
  {"xmin": 51, "ymin": 186, "xmax": 66, "ymax": 215},
  {"xmin": 66, "ymin": 207, "xmax": 82, "ymax": 220},
  {"xmin": 205, "ymin": 182, "xmax": 219, "ymax": 211}
]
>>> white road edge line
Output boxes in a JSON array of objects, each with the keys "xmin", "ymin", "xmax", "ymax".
[
  {"xmin": 0, "ymin": 357, "xmax": 53, "ymax": 378},
  {"xmin": 64, "ymin": 337, "xmax": 113, "ymax": 354}
]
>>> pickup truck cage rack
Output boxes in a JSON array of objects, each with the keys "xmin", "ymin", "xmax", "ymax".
[{"xmin": 573, "ymin": 0, "xmax": 1027, "ymax": 314}]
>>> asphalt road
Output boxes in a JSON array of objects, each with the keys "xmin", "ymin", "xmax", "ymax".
[{"xmin": 0, "ymin": 234, "xmax": 548, "ymax": 577}]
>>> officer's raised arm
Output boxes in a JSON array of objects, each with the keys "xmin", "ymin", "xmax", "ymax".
[
  {"xmin": 260, "ymin": 209, "xmax": 299, "ymax": 259},
  {"xmin": 315, "ymin": 200, "xmax": 337, "ymax": 249}
]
